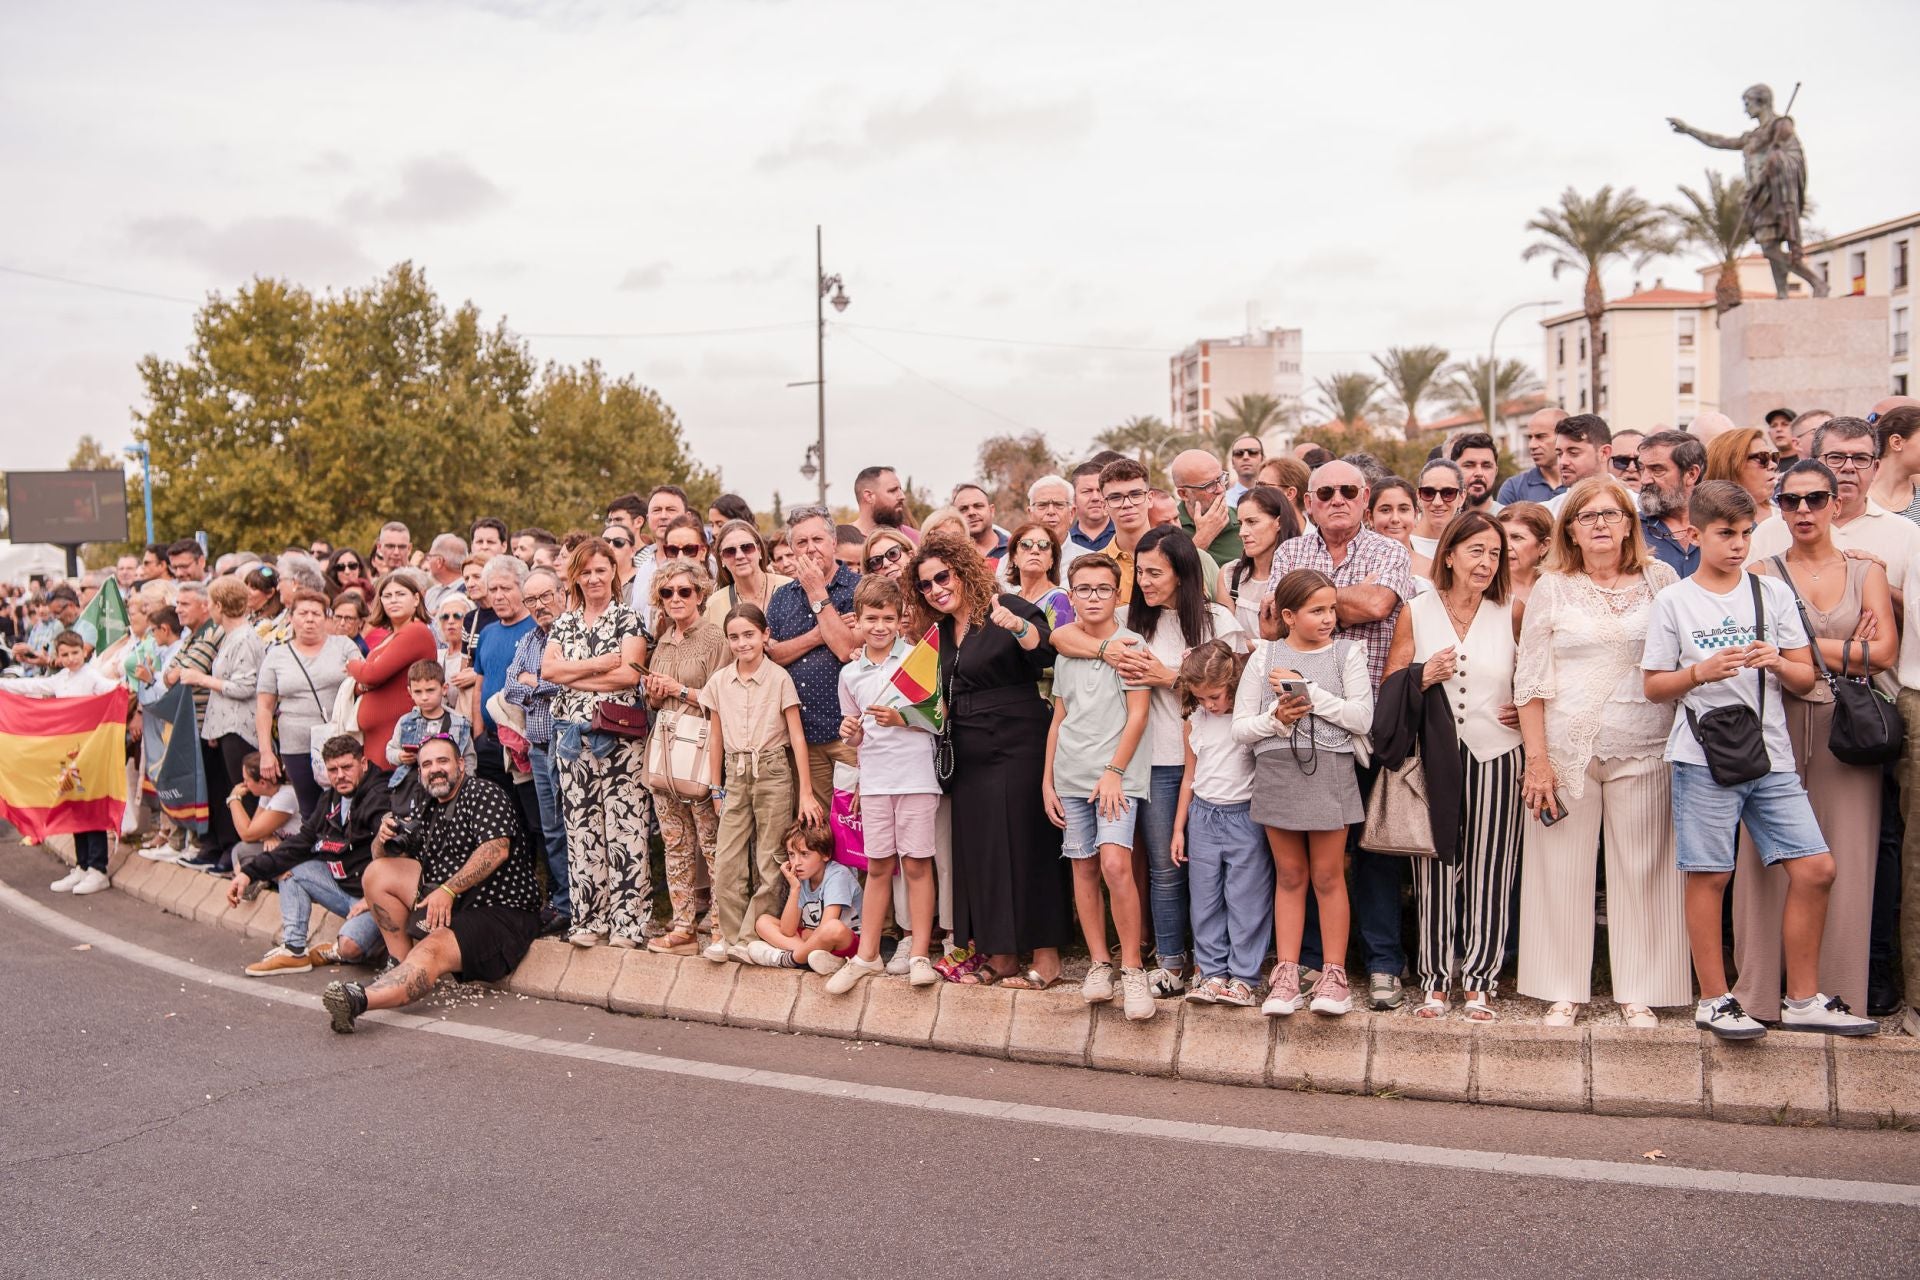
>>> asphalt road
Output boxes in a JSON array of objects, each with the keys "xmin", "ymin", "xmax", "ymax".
[{"xmin": 4, "ymin": 842, "xmax": 1918, "ymax": 1280}]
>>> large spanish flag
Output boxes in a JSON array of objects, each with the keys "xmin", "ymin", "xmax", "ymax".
[{"xmin": 0, "ymin": 688, "xmax": 128, "ymax": 840}]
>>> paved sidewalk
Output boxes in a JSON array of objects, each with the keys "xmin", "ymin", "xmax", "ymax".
[{"xmin": 56, "ymin": 839, "xmax": 1920, "ymax": 1127}]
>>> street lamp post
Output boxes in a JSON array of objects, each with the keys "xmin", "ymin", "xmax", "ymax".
[
  {"xmin": 810, "ymin": 226, "xmax": 849, "ymax": 508},
  {"xmin": 1487, "ymin": 300, "xmax": 1557, "ymax": 452},
  {"xmin": 123, "ymin": 442, "xmax": 153, "ymax": 546}
]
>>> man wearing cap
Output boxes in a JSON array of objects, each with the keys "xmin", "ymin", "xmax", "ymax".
[{"xmin": 1765, "ymin": 406, "xmax": 1799, "ymax": 463}]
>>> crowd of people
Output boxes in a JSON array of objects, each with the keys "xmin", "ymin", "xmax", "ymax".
[{"xmin": 8, "ymin": 394, "xmax": 1920, "ymax": 1042}]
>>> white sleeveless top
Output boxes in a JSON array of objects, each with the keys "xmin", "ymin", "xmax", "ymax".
[{"xmin": 1409, "ymin": 592, "xmax": 1522, "ymax": 762}]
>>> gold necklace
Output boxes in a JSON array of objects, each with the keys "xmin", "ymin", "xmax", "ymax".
[
  {"xmin": 1441, "ymin": 592, "xmax": 1477, "ymax": 636},
  {"xmin": 1789, "ymin": 547, "xmax": 1844, "ymax": 584}
]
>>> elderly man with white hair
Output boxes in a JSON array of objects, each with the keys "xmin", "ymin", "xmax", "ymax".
[
  {"xmin": 1023, "ymin": 474, "xmax": 1081, "ymax": 572},
  {"xmin": 422, "ymin": 532, "xmax": 471, "ymax": 614},
  {"xmin": 1170, "ymin": 447, "xmax": 1243, "ymax": 567},
  {"xmin": 466, "ymin": 554, "xmax": 546, "ymax": 856}
]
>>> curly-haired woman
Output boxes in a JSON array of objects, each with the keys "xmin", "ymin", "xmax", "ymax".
[{"xmin": 906, "ymin": 531, "xmax": 1069, "ymax": 985}]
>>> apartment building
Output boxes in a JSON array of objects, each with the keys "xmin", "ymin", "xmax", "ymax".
[
  {"xmin": 1806, "ymin": 212, "xmax": 1916, "ymax": 396},
  {"xmin": 1169, "ymin": 326, "xmax": 1304, "ymax": 444}
]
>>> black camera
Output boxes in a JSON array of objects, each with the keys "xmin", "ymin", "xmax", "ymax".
[{"xmin": 384, "ymin": 814, "xmax": 423, "ymax": 856}]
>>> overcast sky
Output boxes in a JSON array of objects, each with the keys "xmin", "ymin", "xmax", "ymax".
[{"xmin": 2, "ymin": 0, "xmax": 1914, "ymax": 514}]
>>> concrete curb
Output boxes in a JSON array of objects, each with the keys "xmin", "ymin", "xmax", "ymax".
[{"xmin": 96, "ymin": 852, "xmax": 1920, "ymax": 1128}]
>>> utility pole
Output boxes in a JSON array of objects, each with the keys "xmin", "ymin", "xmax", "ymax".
[{"xmin": 793, "ymin": 225, "xmax": 849, "ymax": 508}]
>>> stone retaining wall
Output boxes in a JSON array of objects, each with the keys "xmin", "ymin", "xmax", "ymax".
[{"xmin": 96, "ymin": 850, "xmax": 1920, "ymax": 1127}]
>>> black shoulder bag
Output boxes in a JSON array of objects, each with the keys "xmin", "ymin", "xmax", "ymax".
[
  {"xmin": 1684, "ymin": 574, "xmax": 1772, "ymax": 786},
  {"xmin": 932, "ymin": 619, "xmax": 957, "ymax": 793},
  {"xmin": 1769, "ymin": 556, "xmax": 1903, "ymax": 766}
]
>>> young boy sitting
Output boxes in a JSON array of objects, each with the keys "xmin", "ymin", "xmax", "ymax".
[
  {"xmin": 386, "ymin": 658, "xmax": 476, "ymax": 800},
  {"xmin": 1643, "ymin": 480, "xmax": 1878, "ymax": 1039},
  {"xmin": 746, "ymin": 821, "xmax": 860, "ymax": 974},
  {"xmin": 1043, "ymin": 554, "xmax": 1156, "ymax": 1020}
]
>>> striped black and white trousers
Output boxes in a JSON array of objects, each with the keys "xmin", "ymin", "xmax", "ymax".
[{"xmin": 1412, "ymin": 744, "xmax": 1522, "ymax": 996}]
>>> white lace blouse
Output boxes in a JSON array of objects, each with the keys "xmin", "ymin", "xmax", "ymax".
[{"xmin": 1512, "ymin": 564, "xmax": 1678, "ymax": 800}]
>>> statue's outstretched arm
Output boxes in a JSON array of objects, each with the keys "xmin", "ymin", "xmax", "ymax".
[{"xmin": 1667, "ymin": 118, "xmax": 1744, "ymax": 150}]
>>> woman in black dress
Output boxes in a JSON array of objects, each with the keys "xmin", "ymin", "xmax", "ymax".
[{"xmin": 907, "ymin": 532, "xmax": 1069, "ymax": 983}]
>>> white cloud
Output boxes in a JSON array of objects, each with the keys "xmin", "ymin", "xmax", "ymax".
[
  {"xmin": 125, "ymin": 214, "xmax": 373, "ymax": 282},
  {"xmin": 340, "ymin": 154, "xmax": 504, "ymax": 225}
]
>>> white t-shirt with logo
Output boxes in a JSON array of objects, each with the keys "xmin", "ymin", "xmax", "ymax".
[{"xmin": 1642, "ymin": 573, "xmax": 1807, "ymax": 773}]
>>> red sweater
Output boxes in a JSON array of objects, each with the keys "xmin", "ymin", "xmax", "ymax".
[{"xmin": 346, "ymin": 620, "xmax": 436, "ymax": 769}]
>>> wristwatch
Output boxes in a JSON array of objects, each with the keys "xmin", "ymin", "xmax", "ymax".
[{"xmin": 809, "ymin": 595, "xmax": 830, "ymax": 616}]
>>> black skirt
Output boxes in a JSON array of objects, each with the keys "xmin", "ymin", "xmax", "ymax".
[{"xmin": 950, "ymin": 695, "xmax": 1070, "ymax": 955}]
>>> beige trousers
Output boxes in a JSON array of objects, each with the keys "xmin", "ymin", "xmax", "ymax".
[{"xmin": 1517, "ymin": 754, "xmax": 1692, "ymax": 1007}]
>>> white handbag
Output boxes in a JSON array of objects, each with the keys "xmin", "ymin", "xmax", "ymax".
[
  {"xmin": 644, "ymin": 704, "xmax": 713, "ymax": 800},
  {"xmin": 309, "ymin": 675, "xmax": 364, "ymax": 773}
]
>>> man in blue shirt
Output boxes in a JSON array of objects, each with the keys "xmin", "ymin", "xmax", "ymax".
[
  {"xmin": 1068, "ymin": 460, "xmax": 1116, "ymax": 554},
  {"xmin": 1495, "ymin": 407, "xmax": 1569, "ymax": 505},
  {"xmin": 467, "ymin": 556, "xmax": 544, "ymax": 856},
  {"xmin": 1635, "ymin": 429, "xmax": 1703, "ymax": 577},
  {"xmin": 766, "ymin": 506, "xmax": 860, "ymax": 815}
]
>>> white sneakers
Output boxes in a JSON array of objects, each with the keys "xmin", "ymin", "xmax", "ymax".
[
  {"xmin": 50, "ymin": 867, "xmax": 109, "ymax": 895},
  {"xmin": 1119, "ymin": 966, "xmax": 1155, "ymax": 1021},
  {"xmin": 824, "ymin": 954, "xmax": 883, "ymax": 995},
  {"xmin": 908, "ymin": 955, "xmax": 938, "ymax": 987},
  {"xmin": 806, "ymin": 950, "xmax": 845, "ymax": 976},
  {"xmin": 1780, "ymin": 994, "xmax": 1879, "ymax": 1037},
  {"xmin": 702, "ymin": 940, "xmax": 730, "ymax": 963},
  {"xmin": 1695, "ymin": 995, "xmax": 1765, "ymax": 1040},
  {"xmin": 744, "ymin": 940, "xmax": 794, "ymax": 968},
  {"xmin": 885, "ymin": 937, "xmax": 916, "ymax": 977},
  {"xmin": 1081, "ymin": 961, "xmax": 1115, "ymax": 1003}
]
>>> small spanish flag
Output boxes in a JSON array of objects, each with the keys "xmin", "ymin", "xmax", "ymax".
[
  {"xmin": 886, "ymin": 624, "xmax": 945, "ymax": 733},
  {"xmin": 0, "ymin": 688, "xmax": 128, "ymax": 840}
]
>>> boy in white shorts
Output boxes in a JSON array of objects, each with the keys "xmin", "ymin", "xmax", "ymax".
[{"xmin": 828, "ymin": 576, "xmax": 941, "ymax": 992}]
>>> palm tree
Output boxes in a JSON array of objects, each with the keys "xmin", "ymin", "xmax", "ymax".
[
  {"xmin": 1208, "ymin": 392, "xmax": 1289, "ymax": 452},
  {"xmin": 1312, "ymin": 372, "xmax": 1385, "ymax": 431},
  {"xmin": 1665, "ymin": 169, "xmax": 1750, "ymax": 315},
  {"xmin": 1522, "ymin": 185, "xmax": 1675, "ymax": 414},
  {"xmin": 1439, "ymin": 356, "xmax": 1543, "ymax": 431},
  {"xmin": 1372, "ymin": 344, "xmax": 1450, "ymax": 435},
  {"xmin": 1094, "ymin": 413, "xmax": 1184, "ymax": 485}
]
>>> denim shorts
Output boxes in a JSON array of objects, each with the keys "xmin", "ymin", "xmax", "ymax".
[
  {"xmin": 1060, "ymin": 793, "xmax": 1138, "ymax": 859},
  {"xmin": 1670, "ymin": 762, "xmax": 1828, "ymax": 873}
]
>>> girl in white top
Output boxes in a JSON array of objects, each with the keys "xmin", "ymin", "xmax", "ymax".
[
  {"xmin": 1233, "ymin": 569, "xmax": 1375, "ymax": 1018},
  {"xmin": 1170, "ymin": 640, "xmax": 1272, "ymax": 1009},
  {"xmin": 1386, "ymin": 512, "xmax": 1526, "ymax": 1021}
]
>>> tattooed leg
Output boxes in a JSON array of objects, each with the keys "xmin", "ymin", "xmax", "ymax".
[
  {"xmin": 360, "ymin": 857, "xmax": 422, "ymax": 963},
  {"xmin": 363, "ymin": 930, "xmax": 463, "ymax": 1011}
]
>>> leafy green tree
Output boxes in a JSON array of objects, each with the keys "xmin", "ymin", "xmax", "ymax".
[
  {"xmin": 1312, "ymin": 372, "xmax": 1385, "ymax": 431},
  {"xmin": 1665, "ymin": 170, "xmax": 1750, "ymax": 314},
  {"xmin": 1208, "ymin": 393, "xmax": 1290, "ymax": 452},
  {"xmin": 1372, "ymin": 344, "xmax": 1450, "ymax": 434},
  {"xmin": 977, "ymin": 430, "xmax": 1064, "ymax": 525},
  {"xmin": 1523, "ymin": 185, "xmax": 1675, "ymax": 411},
  {"xmin": 135, "ymin": 263, "xmax": 711, "ymax": 555}
]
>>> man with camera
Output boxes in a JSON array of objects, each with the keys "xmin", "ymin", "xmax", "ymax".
[
  {"xmin": 323, "ymin": 734, "xmax": 542, "ymax": 1032},
  {"xmin": 230, "ymin": 734, "xmax": 392, "ymax": 976}
]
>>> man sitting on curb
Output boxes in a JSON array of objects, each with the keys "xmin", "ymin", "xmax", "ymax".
[
  {"xmin": 323, "ymin": 734, "xmax": 542, "ymax": 1033},
  {"xmin": 229, "ymin": 735, "xmax": 392, "ymax": 976}
]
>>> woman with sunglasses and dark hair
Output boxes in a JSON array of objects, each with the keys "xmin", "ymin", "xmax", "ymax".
[
  {"xmin": 706, "ymin": 518, "xmax": 792, "ymax": 629},
  {"xmin": 1004, "ymin": 522, "xmax": 1074, "ymax": 628},
  {"xmin": 1410, "ymin": 459, "xmax": 1468, "ymax": 580},
  {"xmin": 1731, "ymin": 459, "xmax": 1896, "ymax": 1025},
  {"xmin": 905, "ymin": 531, "xmax": 1068, "ymax": 986},
  {"xmin": 326, "ymin": 548, "xmax": 372, "ymax": 603},
  {"xmin": 1703, "ymin": 427, "xmax": 1781, "ymax": 523}
]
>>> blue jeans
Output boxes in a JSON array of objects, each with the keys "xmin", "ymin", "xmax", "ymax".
[
  {"xmin": 529, "ymin": 741, "xmax": 570, "ymax": 915},
  {"xmin": 278, "ymin": 859, "xmax": 382, "ymax": 958},
  {"xmin": 1137, "ymin": 764, "xmax": 1189, "ymax": 970},
  {"xmin": 1671, "ymin": 762, "xmax": 1826, "ymax": 872},
  {"xmin": 1186, "ymin": 799, "xmax": 1273, "ymax": 983}
]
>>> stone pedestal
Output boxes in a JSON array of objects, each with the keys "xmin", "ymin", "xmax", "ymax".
[{"xmin": 1719, "ymin": 296, "xmax": 1889, "ymax": 425}]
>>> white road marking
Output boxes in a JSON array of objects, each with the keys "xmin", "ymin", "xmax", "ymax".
[{"xmin": 6, "ymin": 880, "xmax": 1917, "ymax": 1209}]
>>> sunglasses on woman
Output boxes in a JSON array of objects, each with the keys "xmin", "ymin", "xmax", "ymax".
[
  {"xmin": 916, "ymin": 568, "xmax": 954, "ymax": 594},
  {"xmin": 1777, "ymin": 491, "xmax": 1834, "ymax": 511},
  {"xmin": 660, "ymin": 543, "xmax": 705, "ymax": 559},
  {"xmin": 436, "ymin": 611, "xmax": 465, "ymax": 622},
  {"xmin": 604, "ymin": 536, "xmax": 633, "ymax": 550},
  {"xmin": 1014, "ymin": 538, "xmax": 1053, "ymax": 553},
  {"xmin": 337, "ymin": 560, "xmax": 361, "ymax": 572},
  {"xmin": 659, "ymin": 585, "xmax": 699, "ymax": 600},
  {"xmin": 1746, "ymin": 450, "xmax": 1781, "ymax": 468},
  {"xmin": 720, "ymin": 542, "xmax": 759, "ymax": 559},
  {"xmin": 866, "ymin": 545, "xmax": 907, "ymax": 572},
  {"xmin": 1417, "ymin": 486, "xmax": 1461, "ymax": 503},
  {"xmin": 1313, "ymin": 484, "xmax": 1362, "ymax": 502}
]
